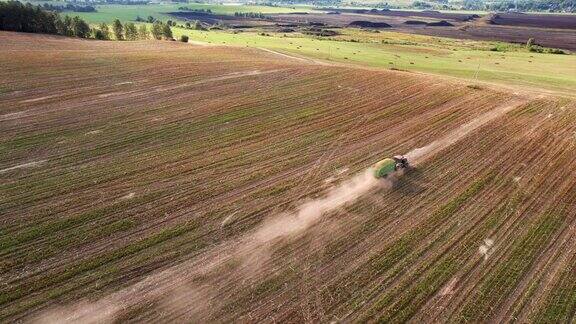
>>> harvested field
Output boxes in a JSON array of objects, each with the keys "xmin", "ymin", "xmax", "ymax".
[
  {"xmin": 272, "ymin": 12, "xmax": 411, "ymax": 27},
  {"xmin": 489, "ymin": 12, "xmax": 576, "ymax": 30},
  {"xmin": 269, "ymin": 10, "xmax": 576, "ymax": 51},
  {"xmin": 166, "ymin": 8, "xmax": 576, "ymax": 51},
  {"xmin": 1, "ymin": 31, "xmax": 575, "ymax": 322},
  {"xmin": 327, "ymin": 8, "xmax": 479, "ymax": 22},
  {"xmin": 405, "ymin": 24, "xmax": 576, "ymax": 51}
]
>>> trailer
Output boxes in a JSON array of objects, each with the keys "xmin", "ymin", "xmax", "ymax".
[{"xmin": 373, "ymin": 155, "xmax": 409, "ymax": 178}]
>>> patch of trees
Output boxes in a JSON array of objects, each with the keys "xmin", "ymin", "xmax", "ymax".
[
  {"xmin": 150, "ymin": 20, "xmax": 173, "ymax": 40},
  {"xmin": 178, "ymin": 7, "xmax": 212, "ymax": 13},
  {"xmin": 103, "ymin": 0, "xmax": 148, "ymax": 5},
  {"xmin": 184, "ymin": 20, "xmax": 206, "ymax": 30},
  {"xmin": 110, "ymin": 19, "xmax": 172, "ymax": 40},
  {"xmin": 72, "ymin": 0, "xmax": 148, "ymax": 4},
  {"xmin": 526, "ymin": 38, "xmax": 567, "ymax": 54},
  {"xmin": 234, "ymin": 12, "xmax": 267, "ymax": 19},
  {"xmin": 0, "ymin": 1, "xmax": 91, "ymax": 37},
  {"xmin": 347, "ymin": 2, "xmax": 397, "ymax": 9},
  {"xmin": 41, "ymin": 3, "xmax": 96, "ymax": 13},
  {"xmin": 286, "ymin": 0, "xmax": 341, "ymax": 6},
  {"xmin": 412, "ymin": 1, "xmax": 433, "ymax": 9},
  {"xmin": 135, "ymin": 15, "xmax": 157, "ymax": 23},
  {"xmin": 0, "ymin": 2, "xmax": 174, "ymax": 41}
]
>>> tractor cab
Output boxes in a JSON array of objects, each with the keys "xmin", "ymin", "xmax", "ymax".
[{"xmin": 393, "ymin": 155, "xmax": 409, "ymax": 169}]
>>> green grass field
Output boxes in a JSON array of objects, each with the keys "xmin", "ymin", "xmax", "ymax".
[{"xmin": 169, "ymin": 27, "xmax": 576, "ymax": 95}]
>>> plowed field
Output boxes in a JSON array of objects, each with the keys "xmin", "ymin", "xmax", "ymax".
[
  {"xmin": 269, "ymin": 11, "xmax": 576, "ymax": 51},
  {"xmin": 1, "ymin": 32, "xmax": 574, "ymax": 322}
]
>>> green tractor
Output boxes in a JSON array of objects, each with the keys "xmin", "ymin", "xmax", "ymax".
[{"xmin": 373, "ymin": 155, "xmax": 409, "ymax": 178}]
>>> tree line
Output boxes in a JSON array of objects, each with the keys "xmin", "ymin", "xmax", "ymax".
[
  {"xmin": 0, "ymin": 1, "xmax": 91, "ymax": 36},
  {"xmin": 0, "ymin": 1, "xmax": 173, "ymax": 40},
  {"xmin": 233, "ymin": 12, "xmax": 267, "ymax": 19},
  {"xmin": 178, "ymin": 7, "xmax": 213, "ymax": 13},
  {"xmin": 41, "ymin": 3, "xmax": 97, "ymax": 13},
  {"xmin": 107, "ymin": 19, "xmax": 173, "ymax": 40}
]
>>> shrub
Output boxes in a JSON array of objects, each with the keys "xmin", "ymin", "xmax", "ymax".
[
  {"xmin": 112, "ymin": 19, "xmax": 123, "ymax": 40},
  {"xmin": 180, "ymin": 35, "xmax": 189, "ymax": 42},
  {"xmin": 191, "ymin": 20, "xmax": 204, "ymax": 30},
  {"xmin": 98, "ymin": 23, "xmax": 111, "ymax": 40},
  {"xmin": 124, "ymin": 22, "xmax": 138, "ymax": 41},
  {"xmin": 529, "ymin": 46, "xmax": 544, "ymax": 53},
  {"xmin": 547, "ymin": 48, "xmax": 566, "ymax": 55},
  {"xmin": 72, "ymin": 16, "xmax": 90, "ymax": 38},
  {"xmin": 151, "ymin": 21, "xmax": 163, "ymax": 40},
  {"xmin": 138, "ymin": 24, "xmax": 149, "ymax": 40},
  {"xmin": 162, "ymin": 23, "xmax": 173, "ymax": 39},
  {"xmin": 93, "ymin": 29, "xmax": 106, "ymax": 40},
  {"xmin": 0, "ymin": 1, "xmax": 58, "ymax": 34}
]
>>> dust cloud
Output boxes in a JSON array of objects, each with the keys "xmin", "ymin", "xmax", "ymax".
[
  {"xmin": 33, "ymin": 168, "xmax": 391, "ymax": 323},
  {"xmin": 32, "ymin": 99, "xmax": 524, "ymax": 322},
  {"xmin": 252, "ymin": 168, "xmax": 383, "ymax": 245}
]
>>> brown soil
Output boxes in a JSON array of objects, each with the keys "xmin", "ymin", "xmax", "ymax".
[{"xmin": 1, "ymin": 31, "xmax": 574, "ymax": 323}]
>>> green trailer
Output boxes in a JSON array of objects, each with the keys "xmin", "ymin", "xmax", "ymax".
[{"xmin": 373, "ymin": 155, "xmax": 409, "ymax": 178}]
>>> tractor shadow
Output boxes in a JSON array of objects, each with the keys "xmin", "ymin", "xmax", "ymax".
[{"xmin": 394, "ymin": 167, "xmax": 427, "ymax": 195}]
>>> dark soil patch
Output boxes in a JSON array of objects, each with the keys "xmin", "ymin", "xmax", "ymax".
[
  {"xmin": 303, "ymin": 28, "xmax": 338, "ymax": 36},
  {"xmin": 330, "ymin": 8, "xmax": 476, "ymax": 22},
  {"xmin": 427, "ymin": 20, "xmax": 454, "ymax": 27},
  {"xmin": 489, "ymin": 12, "xmax": 576, "ymax": 29},
  {"xmin": 404, "ymin": 20, "xmax": 428, "ymax": 25},
  {"xmin": 349, "ymin": 21, "xmax": 392, "ymax": 28}
]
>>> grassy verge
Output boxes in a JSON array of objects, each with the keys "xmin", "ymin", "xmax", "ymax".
[{"xmin": 169, "ymin": 28, "xmax": 576, "ymax": 94}]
